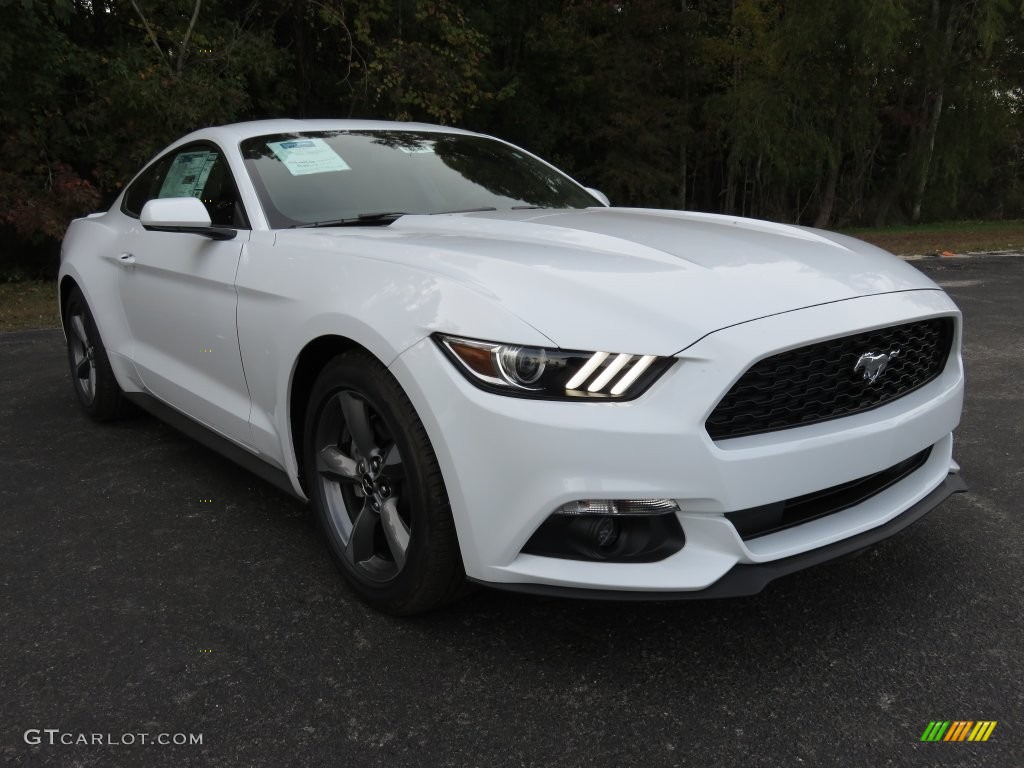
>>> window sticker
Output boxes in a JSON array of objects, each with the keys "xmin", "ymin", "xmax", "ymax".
[
  {"xmin": 159, "ymin": 151, "xmax": 218, "ymax": 198},
  {"xmin": 267, "ymin": 138, "xmax": 351, "ymax": 175}
]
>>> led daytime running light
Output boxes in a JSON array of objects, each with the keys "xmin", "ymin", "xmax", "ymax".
[{"xmin": 436, "ymin": 334, "xmax": 673, "ymax": 401}]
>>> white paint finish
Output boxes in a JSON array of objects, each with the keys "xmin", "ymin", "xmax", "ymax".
[
  {"xmin": 492, "ymin": 440, "xmax": 951, "ymax": 591},
  {"xmin": 234, "ymin": 229, "xmax": 552, "ymax": 477},
  {"xmin": 740, "ymin": 435, "xmax": 953, "ymax": 561},
  {"xmin": 376, "ymin": 208, "xmax": 939, "ymax": 354},
  {"xmin": 59, "ymin": 118, "xmax": 967, "ymax": 595},
  {"xmin": 389, "ymin": 289, "xmax": 962, "ymax": 584},
  {"xmin": 140, "ymin": 197, "xmax": 211, "ymax": 228},
  {"xmin": 116, "ymin": 220, "xmax": 253, "ymax": 444}
]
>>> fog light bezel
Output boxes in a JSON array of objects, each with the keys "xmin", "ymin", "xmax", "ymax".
[{"xmin": 522, "ymin": 500, "xmax": 685, "ymax": 563}]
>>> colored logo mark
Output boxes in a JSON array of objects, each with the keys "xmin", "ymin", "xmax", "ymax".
[{"xmin": 920, "ymin": 721, "xmax": 997, "ymax": 742}]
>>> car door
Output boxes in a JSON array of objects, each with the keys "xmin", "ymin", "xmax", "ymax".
[{"xmin": 117, "ymin": 142, "xmax": 254, "ymax": 446}]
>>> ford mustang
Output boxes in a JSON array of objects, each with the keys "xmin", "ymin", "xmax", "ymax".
[{"xmin": 59, "ymin": 119, "xmax": 966, "ymax": 614}]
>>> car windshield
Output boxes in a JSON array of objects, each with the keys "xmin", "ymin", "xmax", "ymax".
[{"xmin": 240, "ymin": 130, "xmax": 599, "ymax": 228}]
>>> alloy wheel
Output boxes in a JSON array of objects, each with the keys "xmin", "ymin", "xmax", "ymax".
[
  {"xmin": 68, "ymin": 310, "xmax": 97, "ymax": 404},
  {"xmin": 314, "ymin": 389, "xmax": 410, "ymax": 582}
]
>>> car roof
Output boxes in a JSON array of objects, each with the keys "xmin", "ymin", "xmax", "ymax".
[{"xmin": 174, "ymin": 119, "xmax": 481, "ymax": 148}]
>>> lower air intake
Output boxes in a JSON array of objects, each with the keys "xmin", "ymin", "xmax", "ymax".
[{"xmin": 725, "ymin": 446, "xmax": 932, "ymax": 540}]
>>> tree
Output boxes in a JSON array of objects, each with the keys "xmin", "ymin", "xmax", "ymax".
[{"xmin": 3, "ymin": 0, "xmax": 1024, "ymax": 278}]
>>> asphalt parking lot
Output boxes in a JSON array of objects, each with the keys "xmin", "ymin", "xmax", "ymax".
[{"xmin": 2, "ymin": 255, "xmax": 1022, "ymax": 767}]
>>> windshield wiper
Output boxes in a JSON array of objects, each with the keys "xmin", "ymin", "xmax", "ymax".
[
  {"xmin": 435, "ymin": 206, "xmax": 498, "ymax": 214},
  {"xmin": 289, "ymin": 207, "xmax": 501, "ymax": 228},
  {"xmin": 289, "ymin": 211, "xmax": 410, "ymax": 228}
]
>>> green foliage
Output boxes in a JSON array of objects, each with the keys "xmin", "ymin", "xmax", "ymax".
[
  {"xmin": 0, "ymin": 0, "xmax": 101, "ymax": 241},
  {"xmin": 358, "ymin": 0, "xmax": 491, "ymax": 122},
  {"xmin": 2, "ymin": 0, "xmax": 1024, "ymax": 272}
]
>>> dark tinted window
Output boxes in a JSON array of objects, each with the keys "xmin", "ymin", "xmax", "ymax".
[
  {"xmin": 121, "ymin": 143, "xmax": 248, "ymax": 228},
  {"xmin": 240, "ymin": 131, "xmax": 599, "ymax": 228},
  {"xmin": 122, "ymin": 155, "xmax": 172, "ymax": 217}
]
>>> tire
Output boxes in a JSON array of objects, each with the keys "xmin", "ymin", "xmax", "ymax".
[
  {"xmin": 64, "ymin": 286, "xmax": 131, "ymax": 421},
  {"xmin": 303, "ymin": 351, "xmax": 468, "ymax": 615}
]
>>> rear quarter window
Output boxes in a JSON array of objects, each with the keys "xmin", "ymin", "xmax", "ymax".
[{"xmin": 121, "ymin": 155, "xmax": 173, "ymax": 218}]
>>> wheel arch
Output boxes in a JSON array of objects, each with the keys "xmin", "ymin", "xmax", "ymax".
[
  {"xmin": 58, "ymin": 274, "xmax": 80, "ymax": 333},
  {"xmin": 288, "ymin": 334, "xmax": 378, "ymax": 494}
]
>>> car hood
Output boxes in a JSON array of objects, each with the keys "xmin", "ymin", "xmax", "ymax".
[{"xmin": 284, "ymin": 208, "xmax": 941, "ymax": 355}]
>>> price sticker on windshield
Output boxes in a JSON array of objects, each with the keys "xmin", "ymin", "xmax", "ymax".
[{"xmin": 267, "ymin": 138, "xmax": 351, "ymax": 175}]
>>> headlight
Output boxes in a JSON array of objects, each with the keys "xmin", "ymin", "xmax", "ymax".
[{"xmin": 434, "ymin": 334, "xmax": 674, "ymax": 400}]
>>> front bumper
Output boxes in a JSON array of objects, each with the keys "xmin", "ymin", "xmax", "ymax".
[
  {"xmin": 473, "ymin": 471, "xmax": 967, "ymax": 600},
  {"xmin": 389, "ymin": 289, "xmax": 965, "ymax": 594}
]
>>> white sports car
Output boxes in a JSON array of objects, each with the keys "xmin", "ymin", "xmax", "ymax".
[{"xmin": 59, "ymin": 119, "xmax": 966, "ymax": 614}]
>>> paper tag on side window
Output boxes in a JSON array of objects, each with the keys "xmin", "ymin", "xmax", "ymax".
[
  {"xmin": 160, "ymin": 151, "xmax": 218, "ymax": 198},
  {"xmin": 267, "ymin": 138, "xmax": 351, "ymax": 175}
]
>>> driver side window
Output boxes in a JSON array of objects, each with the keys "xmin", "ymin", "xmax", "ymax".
[{"xmin": 122, "ymin": 143, "xmax": 249, "ymax": 228}]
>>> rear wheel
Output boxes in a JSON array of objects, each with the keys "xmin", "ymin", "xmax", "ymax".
[
  {"xmin": 303, "ymin": 352, "xmax": 467, "ymax": 614},
  {"xmin": 64, "ymin": 286, "xmax": 130, "ymax": 421}
]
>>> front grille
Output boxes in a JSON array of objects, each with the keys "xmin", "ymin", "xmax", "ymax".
[
  {"xmin": 706, "ymin": 318, "xmax": 954, "ymax": 440},
  {"xmin": 725, "ymin": 447, "xmax": 932, "ymax": 540}
]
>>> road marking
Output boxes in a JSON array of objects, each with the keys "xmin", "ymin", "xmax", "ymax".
[
  {"xmin": 900, "ymin": 250, "xmax": 1024, "ymax": 261},
  {"xmin": 934, "ymin": 279, "xmax": 984, "ymax": 288}
]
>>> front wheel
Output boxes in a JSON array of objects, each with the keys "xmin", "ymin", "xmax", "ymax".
[
  {"xmin": 64, "ymin": 286, "xmax": 130, "ymax": 421},
  {"xmin": 303, "ymin": 352, "xmax": 467, "ymax": 614}
]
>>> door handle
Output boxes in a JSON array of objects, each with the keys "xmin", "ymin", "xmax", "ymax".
[{"xmin": 118, "ymin": 252, "xmax": 136, "ymax": 268}]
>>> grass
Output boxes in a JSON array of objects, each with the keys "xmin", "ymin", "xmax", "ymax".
[
  {"xmin": 842, "ymin": 219, "xmax": 1024, "ymax": 256},
  {"xmin": 0, "ymin": 281, "xmax": 61, "ymax": 332}
]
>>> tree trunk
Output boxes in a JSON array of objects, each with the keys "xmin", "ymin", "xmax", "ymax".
[
  {"xmin": 294, "ymin": 5, "xmax": 307, "ymax": 117},
  {"xmin": 911, "ymin": 0, "xmax": 955, "ymax": 223},
  {"xmin": 814, "ymin": 116, "xmax": 842, "ymax": 229},
  {"xmin": 678, "ymin": 139, "xmax": 687, "ymax": 210},
  {"xmin": 814, "ymin": 151, "xmax": 840, "ymax": 229},
  {"xmin": 910, "ymin": 87, "xmax": 944, "ymax": 223},
  {"xmin": 724, "ymin": 151, "xmax": 739, "ymax": 214},
  {"xmin": 874, "ymin": 154, "xmax": 913, "ymax": 228}
]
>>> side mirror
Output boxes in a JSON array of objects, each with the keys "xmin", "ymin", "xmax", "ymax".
[
  {"xmin": 141, "ymin": 197, "xmax": 236, "ymax": 241},
  {"xmin": 585, "ymin": 187, "xmax": 611, "ymax": 207}
]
